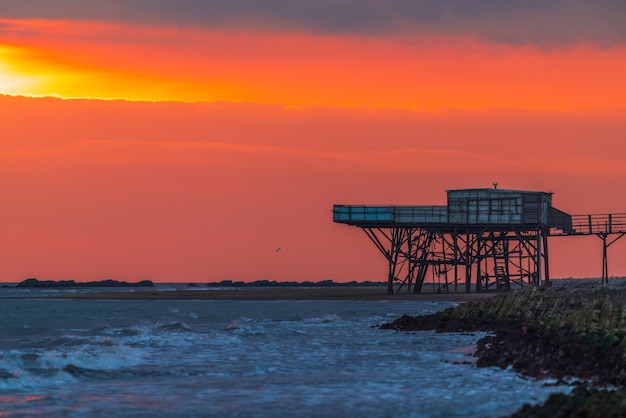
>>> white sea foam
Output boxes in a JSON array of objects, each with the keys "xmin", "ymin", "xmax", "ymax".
[
  {"xmin": 156, "ymin": 286, "xmax": 177, "ymax": 292},
  {"xmin": 303, "ymin": 314, "xmax": 341, "ymax": 323},
  {"xmin": 44, "ymin": 343, "xmax": 146, "ymax": 371},
  {"xmin": 0, "ymin": 350, "xmax": 73, "ymax": 390}
]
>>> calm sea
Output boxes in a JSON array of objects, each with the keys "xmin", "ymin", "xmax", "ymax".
[{"xmin": 0, "ymin": 284, "xmax": 570, "ymax": 417}]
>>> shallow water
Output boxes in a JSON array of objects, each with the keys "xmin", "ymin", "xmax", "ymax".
[{"xmin": 0, "ymin": 290, "xmax": 570, "ymax": 417}]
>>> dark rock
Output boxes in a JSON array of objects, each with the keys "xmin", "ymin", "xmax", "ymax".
[{"xmin": 511, "ymin": 387, "xmax": 626, "ymax": 418}]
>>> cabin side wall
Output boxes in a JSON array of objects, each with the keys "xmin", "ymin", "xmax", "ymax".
[{"xmin": 447, "ymin": 189, "xmax": 551, "ymax": 226}]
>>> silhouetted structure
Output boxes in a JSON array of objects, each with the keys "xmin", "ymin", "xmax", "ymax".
[{"xmin": 333, "ymin": 188, "xmax": 626, "ymax": 294}]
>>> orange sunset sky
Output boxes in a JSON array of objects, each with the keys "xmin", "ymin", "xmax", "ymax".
[{"xmin": 1, "ymin": 1, "xmax": 625, "ymax": 283}]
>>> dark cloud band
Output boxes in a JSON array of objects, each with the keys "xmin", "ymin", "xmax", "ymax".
[{"xmin": 1, "ymin": 0, "xmax": 624, "ymax": 44}]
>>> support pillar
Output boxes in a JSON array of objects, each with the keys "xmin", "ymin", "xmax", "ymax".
[
  {"xmin": 597, "ymin": 232, "xmax": 626, "ymax": 285},
  {"xmin": 543, "ymin": 231, "xmax": 550, "ymax": 287}
]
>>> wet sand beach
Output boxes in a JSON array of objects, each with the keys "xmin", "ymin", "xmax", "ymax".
[{"xmin": 49, "ymin": 286, "xmax": 499, "ymax": 302}]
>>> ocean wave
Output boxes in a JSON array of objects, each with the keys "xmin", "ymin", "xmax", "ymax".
[
  {"xmin": 94, "ymin": 326, "xmax": 141, "ymax": 337},
  {"xmin": 303, "ymin": 314, "xmax": 342, "ymax": 323},
  {"xmin": 27, "ymin": 335, "xmax": 94, "ymax": 349},
  {"xmin": 224, "ymin": 322, "xmax": 269, "ymax": 336},
  {"xmin": 0, "ymin": 339, "xmax": 147, "ymax": 390},
  {"xmin": 155, "ymin": 321, "xmax": 196, "ymax": 333}
]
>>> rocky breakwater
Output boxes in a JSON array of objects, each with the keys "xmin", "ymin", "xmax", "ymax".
[{"xmin": 381, "ymin": 286, "xmax": 626, "ymax": 417}]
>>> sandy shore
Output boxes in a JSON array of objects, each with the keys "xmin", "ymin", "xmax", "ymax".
[{"xmin": 49, "ymin": 287, "xmax": 499, "ymax": 302}]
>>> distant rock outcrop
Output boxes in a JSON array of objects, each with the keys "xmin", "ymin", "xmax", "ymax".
[{"xmin": 16, "ymin": 278, "xmax": 154, "ymax": 288}]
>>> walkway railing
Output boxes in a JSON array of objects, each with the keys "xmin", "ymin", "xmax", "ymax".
[{"xmin": 569, "ymin": 214, "xmax": 626, "ymax": 235}]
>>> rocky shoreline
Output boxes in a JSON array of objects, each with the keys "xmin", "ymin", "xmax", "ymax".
[{"xmin": 380, "ymin": 286, "xmax": 626, "ymax": 417}]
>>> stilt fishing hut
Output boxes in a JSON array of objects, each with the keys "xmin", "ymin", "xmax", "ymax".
[{"xmin": 333, "ymin": 187, "xmax": 626, "ymax": 294}]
